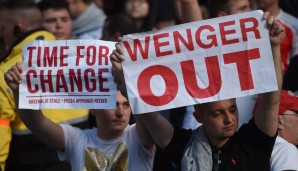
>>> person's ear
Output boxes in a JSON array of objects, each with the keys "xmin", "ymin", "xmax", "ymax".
[
  {"xmin": 193, "ymin": 111, "xmax": 203, "ymax": 123},
  {"xmin": 13, "ymin": 24, "xmax": 23, "ymax": 37},
  {"xmin": 278, "ymin": 115, "xmax": 284, "ymax": 130}
]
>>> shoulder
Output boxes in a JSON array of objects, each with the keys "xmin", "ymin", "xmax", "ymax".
[
  {"xmin": 278, "ymin": 10, "xmax": 298, "ymax": 29},
  {"xmin": 20, "ymin": 29, "xmax": 56, "ymax": 44},
  {"xmin": 271, "ymin": 137, "xmax": 298, "ymax": 171},
  {"xmin": 166, "ymin": 126, "xmax": 193, "ymax": 150},
  {"xmin": 61, "ymin": 124, "xmax": 95, "ymax": 140},
  {"xmin": 273, "ymin": 136, "xmax": 298, "ymax": 154},
  {"xmin": 174, "ymin": 126, "xmax": 193, "ymax": 138},
  {"xmin": 30, "ymin": 30, "xmax": 56, "ymax": 41},
  {"xmin": 124, "ymin": 124, "xmax": 137, "ymax": 142},
  {"xmin": 237, "ymin": 118, "xmax": 276, "ymax": 148}
]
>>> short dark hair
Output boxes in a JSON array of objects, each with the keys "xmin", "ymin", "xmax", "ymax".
[
  {"xmin": 82, "ymin": 0, "xmax": 92, "ymax": 4},
  {"xmin": 105, "ymin": 13, "xmax": 136, "ymax": 36},
  {"xmin": 0, "ymin": 0, "xmax": 37, "ymax": 11},
  {"xmin": 124, "ymin": 0, "xmax": 157, "ymax": 31},
  {"xmin": 0, "ymin": 0, "xmax": 41, "ymax": 28},
  {"xmin": 207, "ymin": 0, "xmax": 231, "ymax": 18},
  {"xmin": 37, "ymin": 0, "xmax": 70, "ymax": 14},
  {"xmin": 194, "ymin": 103, "xmax": 206, "ymax": 114}
]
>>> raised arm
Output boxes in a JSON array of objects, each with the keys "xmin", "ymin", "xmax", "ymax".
[
  {"xmin": 110, "ymin": 44, "xmax": 174, "ymax": 149},
  {"xmin": 254, "ymin": 12, "xmax": 286, "ymax": 137},
  {"xmin": 174, "ymin": 0, "xmax": 202, "ymax": 23},
  {"xmin": 134, "ymin": 112, "xmax": 174, "ymax": 149},
  {"xmin": 4, "ymin": 62, "xmax": 65, "ymax": 151}
]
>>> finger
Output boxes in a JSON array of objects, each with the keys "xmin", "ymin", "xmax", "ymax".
[
  {"xmin": 263, "ymin": 11, "xmax": 270, "ymax": 21},
  {"xmin": 268, "ymin": 16, "xmax": 274, "ymax": 29},
  {"xmin": 113, "ymin": 49, "xmax": 121, "ymax": 59},
  {"xmin": 111, "ymin": 56, "xmax": 125, "ymax": 66},
  {"xmin": 110, "ymin": 54, "xmax": 120, "ymax": 63},
  {"xmin": 11, "ymin": 65, "xmax": 22, "ymax": 79},
  {"xmin": 116, "ymin": 43, "xmax": 124, "ymax": 55},
  {"xmin": 270, "ymin": 22, "xmax": 278, "ymax": 36},
  {"xmin": 110, "ymin": 53, "xmax": 117, "ymax": 62},
  {"xmin": 275, "ymin": 27, "xmax": 284, "ymax": 35},
  {"xmin": 16, "ymin": 62, "xmax": 23, "ymax": 74},
  {"xmin": 113, "ymin": 50, "xmax": 125, "ymax": 62},
  {"xmin": 7, "ymin": 69, "xmax": 20, "ymax": 82},
  {"xmin": 4, "ymin": 72, "xmax": 13, "ymax": 82},
  {"xmin": 276, "ymin": 23, "xmax": 285, "ymax": 34}
]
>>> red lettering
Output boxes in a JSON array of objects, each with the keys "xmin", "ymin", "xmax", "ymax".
[
  {"xmin": 223, "ymin": 48, "xmax": 260, "ymax": 91},
  {"xmin": 60, "ymin": 46, "xmax": 68, "ymax": 66},
  {"xmin": 27, "ymin": 47, "xmax": 36, "ymax": 67},
  {"xmin": 84, "ymin": 69, "xmax": 96, "ymax": 92},
  {"xmin": 26, "ymin": 70, "xmax": 38, "ymax": 93},
  {"xmin": 99, "ymin": 46, "xmax": 109, "ymax": 65},
  {"xmin": 195, "ymin": 25, "xmax": 218, "ymax": 48},
  {"xmin": 181, "ymin": 56, "xmax": 222, "ymax": 98},
  {"xmin": 43, "ymin": 47, "xmax": 58, "ymax": 67},
  {"xmin": 56, "ymin": 70, "xmax": 68, "ymax": 92},
  {"xmin": 219, "ymin": 21, "xmax": 239, "ymax": 45},
  {"xmin": 86, "ymin": 46, "xmax": 96, "ymax": 66},
  {"xmin": 76, "ymin": 46, "xmax": 85, "ymax": 65},
  {"xmin": 153, "ymin": 33, "xmax": 173, "ymax": 57},
  {"xmin": 69, "ymin": 69, "xmax": 83, "ymax": 92},
  {"xmin": 40, "ymin": 70, "xmax": 54, "ymax": 92},
  {"xmin": 137, "ymin": 65, "xmax": 178, "ymax": 106},
  {"xmin": 123, "ymin": 36, "xmax": 150, "ymax": 62},
  {"xmin": 37, "ymin": 46, "xmax": 42, "ymax": 67},
  {"xmin": 240, "ymin": 17, "xmax": 261, "ymax": 41},
  {"xmin": 98, "ymin": 68, "xmax": 109, "ymax": 92},
  {"xmin": 173, "ymin": 29, "xmax": 194, "ymax": 53}
]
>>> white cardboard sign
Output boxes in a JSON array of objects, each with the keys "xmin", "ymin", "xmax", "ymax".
[
  {"xmin": 20, "ymin": 40, "xmax": 117, "ymax": 109},
  {"xmin": 121, "ymin": 10, "xmax": 277, "ymax": 114}
]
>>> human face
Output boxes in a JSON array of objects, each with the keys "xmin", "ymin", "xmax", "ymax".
[
  {"xmin": 125, "ymin": 0, "xmax": 149, "ymax": 19},
  {"xmin": 197, "ymin": 99, "xmax": 238, "ymax": 147},
  {"xmin": 229, "ymin": 0, "xmax": 251, "ymax": 14},
  {"xmin": 280, "ymin": 110, "xmax": 298, "ymax": 145},
  {"xmin": 255, "ymin": 0, "xmax": 277, "ymax": 10},
  {"xmin": 0, "ymin": 10, "xmax": 17, "ymax": 48},
  {"xmin": 92, "ymin": 91, "xmax": 131, "ymax": 139},
  {"xmin": 66, "ymin": 0, "xmax": 79, "ymax": 18},
  {"xmin": 42, "ymin": 8, "xmax": 72, "ymax": 40}
]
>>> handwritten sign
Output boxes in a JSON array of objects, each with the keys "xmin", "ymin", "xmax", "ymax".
[
  {"xmin": 20, "ymin": 40, "xmax": 117, "ymax": 109},
  {"xmin": 121, "ymin": 10, "xmax": 277, "ymax": 114}
]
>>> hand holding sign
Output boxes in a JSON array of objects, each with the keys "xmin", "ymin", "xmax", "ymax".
[
  {"xmin": 110, "ymin": 44, "xmax": 125, "ymax": 85},
  {"xmin": 19, "ymin": 40, "xmax": 117, "ymax": 109},
  {"xmin": 110, "ymin": 10, "xmax": 284, "ymax": 114},
  {"xmin": 263, "ymin": 12, "xmax": 285, "ymax": 46},
  {"xmin": 4, "ymin": 62, "xmax": 23, "ymax": 92}
]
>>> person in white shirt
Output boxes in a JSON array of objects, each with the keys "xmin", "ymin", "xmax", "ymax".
[
  {"xmin": 4, "ymin": 63, "xmax": 155, "ymax": 171},
  {"xmin": 271, "ymin": 90, "xmax": 298, "ymax": 171},
  {"xmin": 255, "ymin": 0, "xmax": 298, "ymax": 72}
]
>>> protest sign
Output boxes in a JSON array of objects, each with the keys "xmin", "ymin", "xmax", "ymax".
[
  {"xmin": 121, "ymin": 10, "xmax": 278, "ymax": 114},
  {"xmin": 20, "ymin": 40, "xmax": 117, "ymax": 109}
]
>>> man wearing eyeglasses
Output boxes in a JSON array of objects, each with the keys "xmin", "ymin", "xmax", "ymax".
[{"xmin": 270, "ymin": 90, "xmax": 298, "ymax": 171}]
